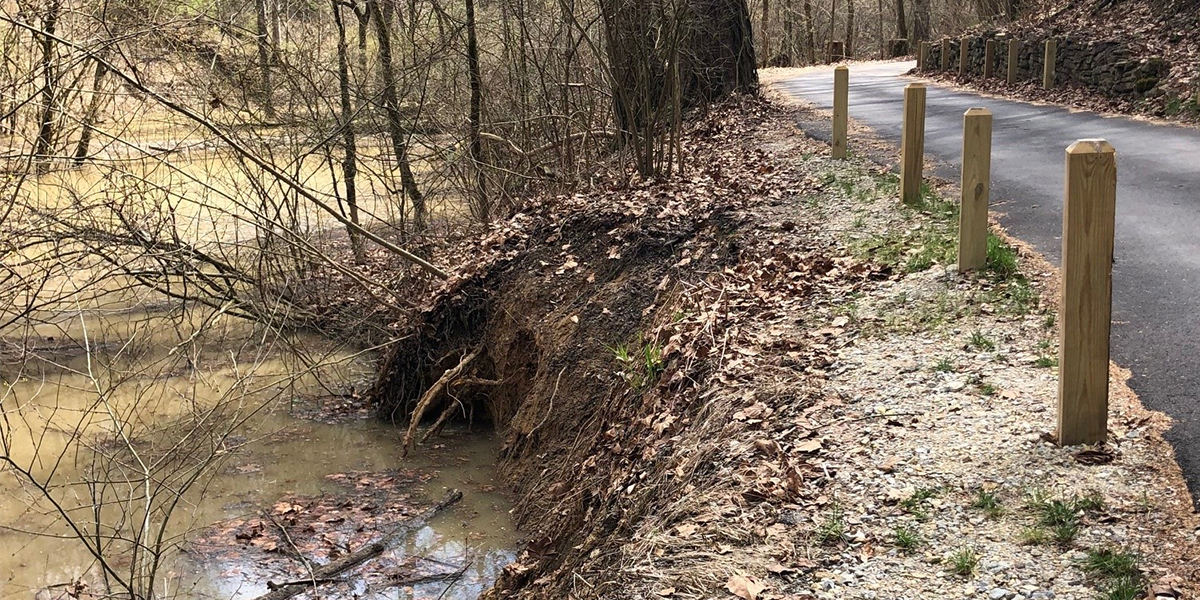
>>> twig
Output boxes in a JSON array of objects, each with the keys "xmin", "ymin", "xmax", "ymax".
[
  {"xmin": 266, "ymin": 577, "xmax": 343, "ymax": 590},
  {"xmin": 245, "ymin": 489, "xmax": 464, "ymax": 600},
  {"xmin": 265, "ymin": 514, "xmax": 318, "ymax": 584},
  {"xmin": 434, "ymin": 561, "xmax": 473, "ymax": 600}
]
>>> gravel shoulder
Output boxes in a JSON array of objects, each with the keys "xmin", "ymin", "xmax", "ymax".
[{"xmin": 683, "ymin": 96, "xmax": 1200, "ymax": 600}]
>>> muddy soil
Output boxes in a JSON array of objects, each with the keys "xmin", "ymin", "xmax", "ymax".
[{"xmin": 370, "ymin": 98, "xmax": 880, "ymax": 598}]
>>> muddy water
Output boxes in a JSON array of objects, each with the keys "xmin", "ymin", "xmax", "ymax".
[
  {"xmin": 0, "ymin": 302, "xmax": 517, "ymax": 599},
  {"xmin": 3, "ymin": 131, "xmax": 512, "ymax": 599}
]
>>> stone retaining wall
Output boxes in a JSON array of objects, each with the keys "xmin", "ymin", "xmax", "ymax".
[{"xmin": 923, "ymin": 34, "xmax": 1169, "ymax": 97}]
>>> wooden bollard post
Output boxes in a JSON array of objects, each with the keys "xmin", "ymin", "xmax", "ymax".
[
  {"xmin": 941, "ymin": 39, "xmax": 950, "ymax": 71},
  {"xmin": 833, "ymin": 66, "xmax": 849, "ymax": 159},
  {"xmin": 900, "ymin": 83, "xmax": 927, "ymax": 205},
  {"xmin": 1007, "ymin": 39, "xmax": 1021, "ymax": 84},
  {"xmin": 958, "ymin": 108, "xmax": 992, "ymax": 272},
  {"xmin": 1044, "ymin": 39, "xmax": 1058, "ymax": 89},
  {"xmin": 918, "ymin": 41, "xmax": 929, "ymax": 70},
  {"xmin": 1058, "ymin": 139, "xmax": 1117, "ymax": 446},
  {"xmin": 984, "ymin": 39, "xmax": 996, "ymax": 79},
  {"xmin": 959, "ymin": 38, "xmax": 968, "ymax": 77}
]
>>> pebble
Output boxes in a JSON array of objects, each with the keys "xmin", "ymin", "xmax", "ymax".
[{"xmin": 777, "ymin": 196, "xmax": 1200, "ymax": 600}]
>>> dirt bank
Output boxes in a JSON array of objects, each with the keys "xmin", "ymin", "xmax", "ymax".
[{"xmin": 370, "ymin": 97, "xmax": 1200, "ymax": 599}]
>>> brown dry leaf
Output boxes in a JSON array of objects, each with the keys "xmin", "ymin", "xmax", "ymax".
[
  {"xmin": 766, "ymin": 561, "xmax": 795, "ymax": 575},
  {"xmin": 272, "ymin": 501, "xmax": 303, "ymax": 515},
  {"xmin": 794, "ymin": 439, "xmax": 822, "ymax": 453},
  {"xmin": 656, "ymin": 588, "xmax": 676, "ymax": 597},
  {"xmin": 1074, "ymin": 448, "xmax": 1116, "ymax": 465},
  {"xmin": 675, "ymin": 523, "xmax": 699, "ymax": 538},
  {"xmin": 725, "ymin": 574, "xmax": 766, "ymax": 600}
]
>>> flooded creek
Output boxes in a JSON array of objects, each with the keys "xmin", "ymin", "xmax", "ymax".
[{"xmin": 0, "ymin": 302, "xmax": 517, "ymax": 600}]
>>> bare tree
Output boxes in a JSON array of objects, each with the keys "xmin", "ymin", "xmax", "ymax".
[
  {"xmin": 366, "ymin": 0, "xmax": 427, "ymax": 231},
  {"xmin": 33, "ymin": 0, "xmax": 61, "ymax": 174},
  {"xmin": 845, "ymin": 0, "xmax": 855, "ymax": 57},
  {"xmin": 912, "ymin": 0, "xmax": 929, "ymax": 44},
  {"xmin": 255, "ymin": 0, "xmax": 275, "ymax": 118},
  {"xmin": 71, "ymin": 56, "xmax": 108, "ymax": 164},
  {"xmin": 465, "ymin": 0, "xmax": 488, "ymax": 222},
  {"xmin": 331, "ymin": 0, "xmax": 367, "ymax": 264},
  {"xmin": 803, "ymin": 0, "xmax": 817, "ymax": 63}
]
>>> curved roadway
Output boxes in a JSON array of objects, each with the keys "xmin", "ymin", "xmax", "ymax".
[{"xmin": 775, "ymin": 61, "xmax": 1200, "ymax": 508}]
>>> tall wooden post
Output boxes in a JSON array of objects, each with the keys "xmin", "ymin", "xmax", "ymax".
[
  {"xmin": 1058, "ymin": 139, "xmax": 1117, "ymax": 446},
  {"xmin": 941, "ymin": 38, "xmax": 950, "ymax": 71},
  {"xmin": 918, "ymin": 41, "xmax": 929, "ymax": 70},
  {"xmin": 1007, "ymin": 39, "xmax": 1021, "ymax": 84},
  {"xmin": 984, "ymin": 39, "xmax": 996, "ymax": 79},
  {"xmin": 958, "ymin": 108, "xmax": 992, "ymax": 272},
  {"xmin": 1044, "ymin": 39, "xmax": 1058, "ymax": 89},
  {"xmin": 959, "ymin": 38, "xmax": 968, "ymax": 77},
  {"xmin": 900, "ymin": 83, "xmax": 927, "ymax": 205},
  {"xmin": 833, "ymin": 66, "xmax": 849, "ymax": 159}
]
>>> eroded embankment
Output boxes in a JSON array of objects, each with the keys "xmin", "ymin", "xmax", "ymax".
[
  {"xmin": 369, "ymin": 98, "xmax": 878, "ymax": 597},
  {"xmin": 370, "ymin": 96, "xmax": 1200, "ymax": 599}
]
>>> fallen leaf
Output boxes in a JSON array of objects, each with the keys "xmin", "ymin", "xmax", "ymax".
[
  {"xmin": 794, "ymin": 439, "xmax": 822, "ymax": 453},
  {"xmin": 1074, "ymin": 448, "xmax": 1116, "ymax": 465},
  {"xmin": 766, "ymin": 561, "xmax": 795, "ymax": 575},
  {"xmin": 725, "ymin": 574, "xmax": 766, "ymax": 600},
  {"xmin": 656, "ymin": 588, "xmax": 676, "ymax": 597}
]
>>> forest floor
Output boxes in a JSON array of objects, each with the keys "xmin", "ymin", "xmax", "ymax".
[{"xmin": 371, "ymin": 93, "xmax": 1200, "ymax": 600}]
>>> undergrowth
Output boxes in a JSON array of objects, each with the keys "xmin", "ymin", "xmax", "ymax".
[{"xmin": 611, "ymin": 336, "xmax": 666, "ymax": 391}]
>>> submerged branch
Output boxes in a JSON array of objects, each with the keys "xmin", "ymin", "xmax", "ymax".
[{"xmin": 249, "ymin": 489, "xmax": 464, "ymax": 600}]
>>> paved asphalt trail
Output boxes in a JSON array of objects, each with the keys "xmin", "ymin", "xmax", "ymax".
[{"xmin": 776, "ymin": 61, "xmax": 1200, "ymax": 508}]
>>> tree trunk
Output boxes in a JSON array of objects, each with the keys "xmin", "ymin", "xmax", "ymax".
[
  {"xmin": 270, "ymin": 0, "xmax": 282, "ymax": 62},
  {"xmin": 352, "ymin": 3, "xmax": 370, "ymax": 112},
  {"xmin": 255, "ymin": 0, "xmax": 275, "ymax": 118},
  {"xmin": 760, "ymin": 0, "xmax": 770, "ymax": 67},
  {"xmin": 894, "ymin": 0, "xmax": 908, "ymax": 44},
  {"xmin": 72, "ymin": 57, "xmax": 109, "ymax": 165},
  {"xmin": 783, "ymin": 0, "xmax": 795, "ymax": 64},
  {"xmin": 802, "ymin": 0, "xmax": 816, "ymax": 63},
  {"xmin": 34, "ymin": 0, "xmax": 61, "ymax": 175},
  {"xmin": 332, "ymin": 0, "xmax": 367, "ymax": 264},
  {"xmin": 844, "ymin": 0, "xmax": 854, "ymax": 58},
  {"xmin": 465, "ymin": 0, "xmax": 488, "ymax": 222},
  {"xmin": 912, "ymin": 0, "xmax": 930, "ymax": 45},
  {"xmin": 827, "ymin": 0, "xmax": 838, "ymax": 59},
  {"xmin": 877, "ymin": 0, "xmax": 884, "ymax": 58},
  {"xmin": 682, "ymin": 0, "xmax": 758, "ymax": 103},
  {"xmin": 367, "ymin": 0, "xmax": 427, "ymax": 231},
  {"xmin": 601, "ymin": 0, "xmax": 757, "ymax": 176}
]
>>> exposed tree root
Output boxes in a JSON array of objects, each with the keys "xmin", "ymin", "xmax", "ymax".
[
  {"xmin": 421, "ymin": 377, "xmax": 503, "ymax": 443},
  {"xmin": 401, "ymin": 345, "xmax": 483, "ymax": 455}
]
